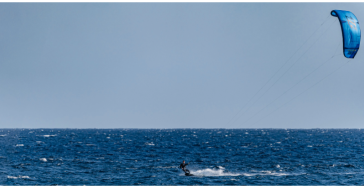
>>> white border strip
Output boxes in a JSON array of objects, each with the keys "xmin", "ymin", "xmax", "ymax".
[{"xmin": 2, "ymin": 0, "xmax": 364, "ymax": 3}]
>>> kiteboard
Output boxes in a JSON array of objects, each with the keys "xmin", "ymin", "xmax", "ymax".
[{"xmin": 185, "ymin": 173, "xmax": 194, "ymax": 176}]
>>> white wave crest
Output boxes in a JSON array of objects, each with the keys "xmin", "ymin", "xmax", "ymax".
[
  {"xmin": 189, "ymin": 168, "xmax": 241, "ymax": 177},
  {"xmin": 37, "ymin": 135, "xmax": 57, "ymax": 137},
  {"xmin": 184, "ymin": 168, "xmax": 299, "ymax": 177},
  {"xmin": 7, "ymin": 175, "xmax": 30, "ymax": 179},
  {"xmin": 245, "ymin": 170, "xmax": 301, "ymax": 176}
]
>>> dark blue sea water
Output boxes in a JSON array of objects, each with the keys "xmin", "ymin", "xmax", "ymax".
[{"xmin": 1, "ymin": 129, "xmax": 364, "ymax": 185}]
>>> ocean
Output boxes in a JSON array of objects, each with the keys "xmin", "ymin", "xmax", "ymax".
[{"xmin": 1, "ymin": 128, "xmax": 363, "ymax": 185}]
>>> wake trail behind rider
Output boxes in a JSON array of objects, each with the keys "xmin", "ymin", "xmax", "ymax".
[{"xmin": 179, "ymin": 160, "xmax": 190, "ymax": 174}]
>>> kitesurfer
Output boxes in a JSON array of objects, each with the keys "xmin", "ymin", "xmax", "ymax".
[{"xmin": 179, "ymin": 160, "xmax": 190, "ymax": 174}]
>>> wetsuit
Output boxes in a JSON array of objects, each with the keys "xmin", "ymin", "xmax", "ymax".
[{"xmin": 179, "ymin": 163, "xmax": 189, "ymax": 173}]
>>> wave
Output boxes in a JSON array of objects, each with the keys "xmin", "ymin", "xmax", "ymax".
[
  {"xmin": 188, "ymin": 167, "xmax": 240, "ymax": 177},
  {"xmin": 152, "ymin": 166, "xmax": 176, "ymax": 169},
  {"xmin": 7, "ymin": 175, "xmax": 30, "ymax": 179},
  {"xmin": 37, "ymin": 135, "xmax": 57, "ymax": 137},
  {"xmin": 145, "ymin": 142, "xmax": 155, "ymax": 146},
  {"xmin": 184, "ymin": 167, "xmax": 301, "ymax": 177}
]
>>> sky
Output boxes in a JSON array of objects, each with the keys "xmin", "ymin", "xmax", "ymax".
[{"xmin": 0, "ymin": 3, "xmax": 363, "ymax": 129}]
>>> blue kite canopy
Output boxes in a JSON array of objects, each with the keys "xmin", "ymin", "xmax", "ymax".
[{"xmin": 331, "ymin": 10, "xmax": 361, "ymax": 58}]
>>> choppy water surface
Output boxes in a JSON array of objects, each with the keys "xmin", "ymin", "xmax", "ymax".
[{"xmin": 1, "ymin": 129, "xmax": 364, "ymax": 185}]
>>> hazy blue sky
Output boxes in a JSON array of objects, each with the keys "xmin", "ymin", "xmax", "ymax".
[{"xmin": 0, "ymin": 3, "xmax": 363, "ymax": 129}]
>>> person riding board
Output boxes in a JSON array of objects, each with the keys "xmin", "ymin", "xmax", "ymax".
[{"xmin": 179, "ymin": 160, "xmax": 190, "ymax": 174}]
